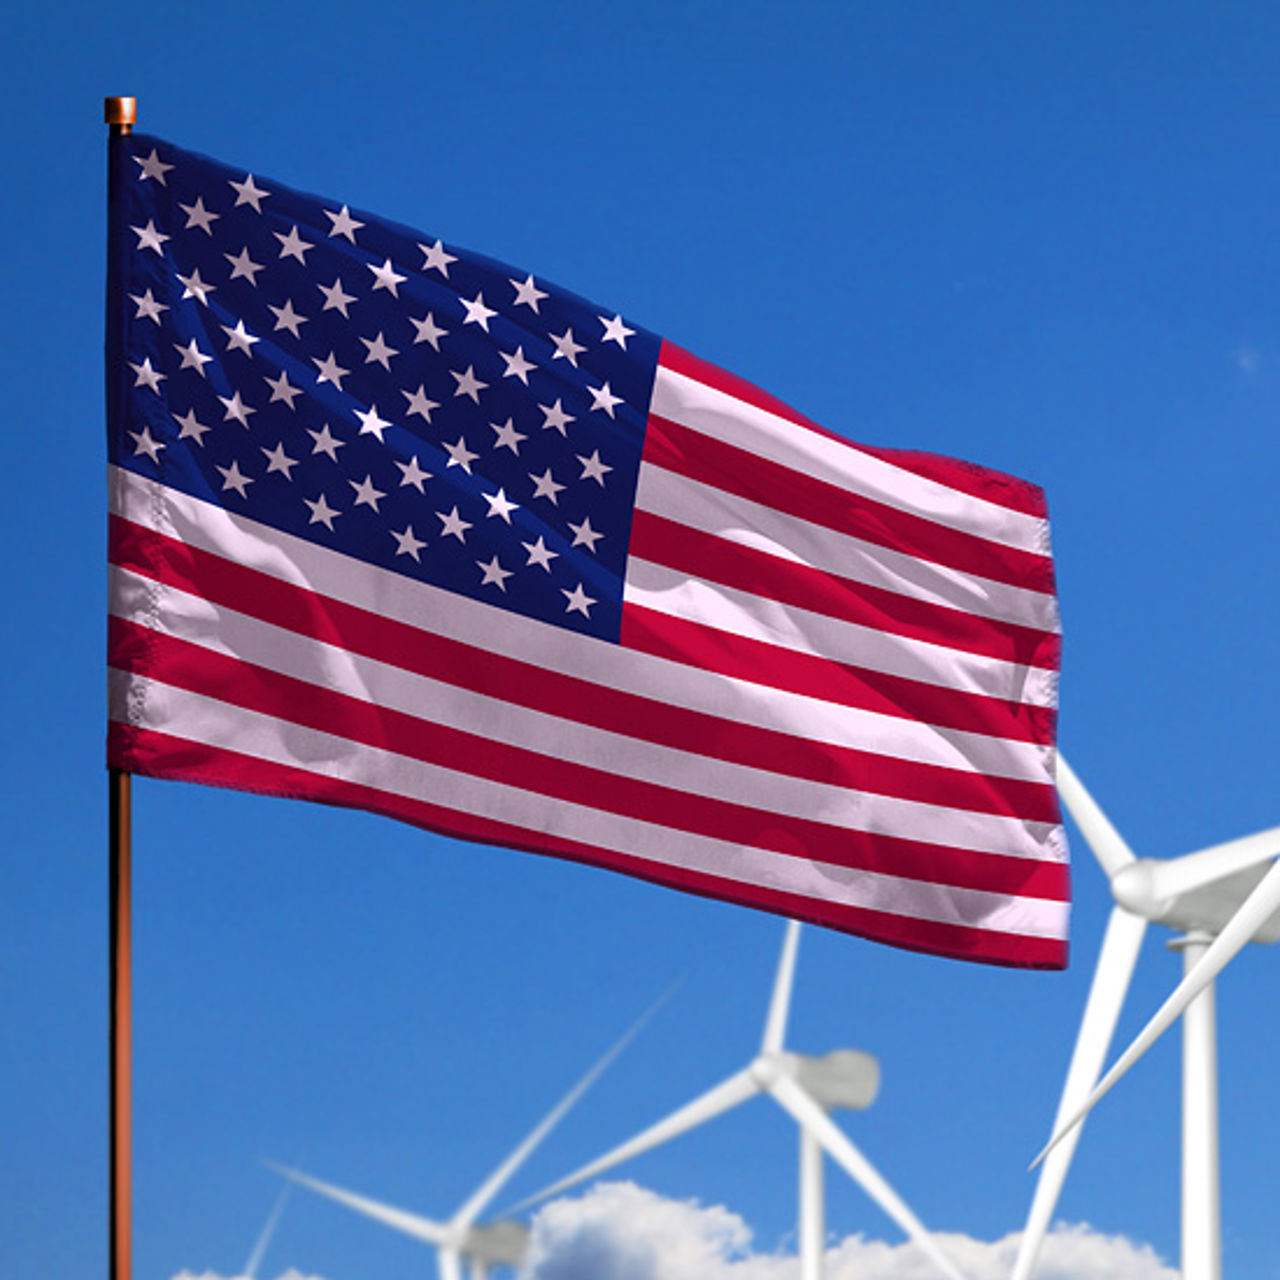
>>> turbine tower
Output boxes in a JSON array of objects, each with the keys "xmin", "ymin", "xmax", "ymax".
[
  {"xmin": 517, "ymin": 921, "xmax": 963, "ymax": 1280},
  {"xmin": 274, "ymin": 990, "xmax": 669, "ymax": 1280},
  {"xmin": 1014, "ymin": 755, "xmax": 1280, "ymax": 1280}
]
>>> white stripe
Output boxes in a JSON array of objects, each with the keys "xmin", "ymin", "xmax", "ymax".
[
  {"xmin": 633, "ymin": 461, "xmax": 1061, "ymax": 633},
  {"xmin": 108, "ymin": 669, "xmax": 1070, "ymax": 943},
  {"xmin": 651, "ymin": 364, "xmax": 1050, "ymax": 555},
  {"xmin": 624, "ymin": 558, "xmax": 1057, "ymax": 710},
  {"xmin": 112, "ymin": 565, "xmax": 1064, "ymax": 863},
  {"xmin": 110, "ymin": 466, "xmax": 1054, "ymax": 783}
]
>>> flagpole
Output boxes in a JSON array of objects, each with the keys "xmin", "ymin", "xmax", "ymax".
[{"xmin": 105, "ymin": 93, "xmax": 136, "ymax": 1280}]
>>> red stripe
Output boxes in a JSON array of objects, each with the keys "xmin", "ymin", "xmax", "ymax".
[
  {"xmin": 658, "ymin": 341, "xmax": 1049, "ymax": 519},
  {"xmin": 630, "ymin": 510, "xmax": 1061, "ymax": 672},
  {"xmin": 108, "ymin": 723, "xmax": 1068, "ymax": 969},
  {"xmin": 621, "ymin": 603, "xmax": 1057, "ymax": 746},
  {"xmin": 111, "ymin": 515, "xmax": 1061, "ymax": 821},
  {"xmin": 642, "ymin": 413, "xmax": 1055, "ymax": 594},
  {"xmin": 110, "ymin": 616, "xmax": 1069, "ymax": 902}
]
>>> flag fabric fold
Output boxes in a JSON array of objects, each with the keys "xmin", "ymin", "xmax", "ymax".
[{"xmin": 107, "ymin": 133, "xmax": 1068, "ymax": 967}]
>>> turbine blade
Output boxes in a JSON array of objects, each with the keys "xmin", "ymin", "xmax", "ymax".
[
  {"xmin": 243, "ymin": 1177, "xmax": 293, "ymax": 1278},
  {"xmin": 509, "ymin": 1067, "xmax": 760, "ymax": 1211},
  {"xmin": 1149, "ymin": 825, "xmax": 1280, "ymax": 901},
  {"xmin": 451, "ymin": 981, "xmax": 679, "ymax": 1228},
  {"xmin": 1010, "ymin": 906, "xmax": 1147, "ymax": 1280},
  {"xmin": 766, "ymin": 1076, "xmax": 966, "ymax": 1280},
  {"xmin": 1055, "ymin": 755, "xmax": 1136, "ymax": 878},
  {"xmin": 266, "ymin": 1162, "xmax": 449, "ymax": 1245},
  {"xmin": 438, "ymin": 1246, "xmax": 463, "ymax": 1280},
  {"xmin": 1033, "ymin": 857, "xmax": 1280, "ymax": 1168},
  {"xmin": 761, "ymin": 920, "xmax": 802, "ymax": 1054}
]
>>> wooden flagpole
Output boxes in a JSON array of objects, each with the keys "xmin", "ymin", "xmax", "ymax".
[{"xmin": 104, "ymin": 93, "xmax": 136, "ymax": 1280}]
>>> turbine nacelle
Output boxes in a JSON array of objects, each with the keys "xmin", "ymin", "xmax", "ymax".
[
  {"xmin": 787, "ymin": 1049, "xmax": 880, "ymax": 1112},
  {"xmin": 459, "ymin": 1219, "xmax": 528, "ymax": 1266},
  {"xmin": 1111, "ymin": 858, "xmax": 1280, "ymax": 940}
]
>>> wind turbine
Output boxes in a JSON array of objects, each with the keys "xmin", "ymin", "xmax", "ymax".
[
  {"xmin": 515, "ymin": 921, "xmax": 964, "ymax": 1280},
  {"xmin": 273, "ymin": 987, "xmax": 672, "ymax": 1280},
  {"xmin": 242, "ymin": 1176, "xmax": 294, "ymax": 1279},
  {"xmin": 1013, "ymin": 754, "xmax": 1280, "ymax": 1280}
]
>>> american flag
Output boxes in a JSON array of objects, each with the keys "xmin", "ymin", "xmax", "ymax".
[{"xmin": 107, "ymin": 133, "xmax": 1068, "ymax": 968}]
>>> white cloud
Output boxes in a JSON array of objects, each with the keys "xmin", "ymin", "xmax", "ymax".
[
  {"xmin": 519, "ymin": 1182, "xmax": 1178, "ymax": 1280},
  {"xmin": 170, "ymin": 1186, "xmax": 1178, "ymax": 1280}
]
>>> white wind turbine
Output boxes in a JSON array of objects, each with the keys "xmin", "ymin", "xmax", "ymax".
[
  {"xmin": 1013, "ymin": 754, "xmax": 1280, "ymax": 1280},
  {"xmin": 272, "ymin": 989, "xmax": 671, "ymax": 1280},
  {"xmin": 514, "ymin": 920, "xmax": 965, "ymax": 1280},
  {"xmin": 242, "ymin": 1176, "xmax": 294, "ymax": 1278}
]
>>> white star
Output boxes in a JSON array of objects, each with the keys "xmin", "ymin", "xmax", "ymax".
[
  {"xmin": 369, "ymin": 258, "xmax": 407, "ymax": 297},
  {"xmin": 451, "ymin": 365, "xmax": 488, "ymax": 402},
  {"xmin": 261, "ymin": 442, "xmax": 299, "ymax": 478},
  {"xmin": 477, "ymin": 555, "xmax": 513, "ymax": 592},
  {"xmin": 568, "ymin": 516, "xmax": 603, "ymax": 552},
  {"xmin": 134, "ymin": 148, "xmax": 173, "ymax": 184},
  {"xmin": 274, "ymin": 225, "xmax": 314, "ymax": 262},
  {"xmin": 218, "ymin": 390, "xmax": 255, "ymax": 426},
  {"xmin": 483, "ymin": 487, "xmax": 519, "ymax": 524},
  {"xmin": 325, "ymin": 205, "xmax": 365, "ymax": 242},
  {"xmin": 599, "ymin": 313, "xmax": 635, "ymax": 348},
  {"xmin": 419, "ymin": 239, "xmax": 456, "ymax": 275},
  {"xmin": 131, "ymin": 220, "xmax": 169, "ymax": 255},
  {"xmin": 491, "ymin": 418, "xmax": 527, "ymax": 453},
  {"xmin": 410, "ymin": 312, "xmax": 448, "ymax": 350},
  {"xmin": 354, "ymin": 404, "xmax": 392, "ymax": 442},
  {"xmin": 438, "ymin": 506, "xmax": 472, "ymax": 541},
  {"xmin": 523, "ymin": 536, "xmax": 558, "ymax": 571},
  {"xmin": 177, "ymin": 268, "xmax": 215, "ymax": 305},
  {"xmin": 392, "ymin": 525, "xmax": 427, "ymax": 562},
  {"xmin": 129, "ymin": 426, "xmax": 165, "ymax": 463},
  {"xmin": 528, "ymin": 467, "xmax": 565, "ymax": 504},
  {"xmin": 500, "ymin": 346, "xmax": 536, "ymax": 385},
  {"xmin": 461, "ymin": 292, "xmax": 497, "ymax": 331},
  {"xmin": 562, "ymin": 583, "xmax": 596, "ymax": 616},
  {"xmin": 130, "ymin": 289, "xmax": 168, "ymax": 324},
  {"xmin": 402, "ymin": 385, "xmax": 439, "ymax": 422},
  {"xmin": 173, "ymin": 408, "xmax": 210, "ymax": 445},
  {"xmin": 217, "ymin": 459, "xmax": 254, "ymax": 497},
  {"xmin": 396, "ymin": 456, "xmax": 432, "ymax": 492},
  {"xmin": 222, "ymin": 319, "xmax": 260, "ymax": 356},
  {"xmin": 510, "ymin": 274, "xmax": 548, "ymax": 312},
  {"xmin": 130, "ymin": 357, "xmax": 165, "ymax": 392},
  {"xmin": 550, "ymin": 327, "xmax": 586, "ymax": 366},
  {"xmin": 349, "ymin": 474, "xmax": 387, "ymax": 511},
  {"xmin": 444, "ymin": 436, "xmax": 479, "ymax": 473},
  {"xmin": 269, "ymin": 299, "xmax": 308, "ymax": 337},
  {"xmin": 173, "ymin": 339, "xmax": 213, "ymax": 377},
  {"xmin": 312, "ymin": 351, "xmax": 350, "ymax": 390},
  {"xmin": 318, "ymin": 277, "xmax": 357, "ymax": 317},
  {"xmin": 265, "ymin": 369, "xmax": 303, "ymax": 408},
  {"xmin": 308, "ymin": 424, "xmax": 345, "ymax": 461},
  {"xmin": 361, "ymin": 331, "xmax": 399, "ymax": 369},
  {"xmin": 578, "ymin": 450, "xmax": 613, "ymax": 485},
  {"xmin": 540, "ymin": 399, "xmax": 574, "ymax": 435},
  {"xmin": 229, "ymin": 174, "xmax": 269, "ymax": 212},
  {"xmin": 305, "ymin": 493, "xmax": 341, "ymax": 530},
  {"xmin": 224, "ymin": 246, "xmax": 266, "ymax": 284},
  {"xmin": 180, "ymin": 196, "xmax": 218, "ymax": 234},
  {"xmin": 588, "ymin": 381, "xmax": 623, "ymax": 418}
]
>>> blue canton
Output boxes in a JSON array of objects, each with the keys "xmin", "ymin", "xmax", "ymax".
[{"xmin": 110, "ymin": 134, "xmax": 660, "ymax": 642}]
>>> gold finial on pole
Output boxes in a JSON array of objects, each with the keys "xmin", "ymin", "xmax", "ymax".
[{"xmin": 104, "ymin": 96, "xmax": 137, "ymax": 135}]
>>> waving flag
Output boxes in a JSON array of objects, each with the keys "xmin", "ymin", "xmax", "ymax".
[{"xmin": 107, "ymin": 133, "xmax": 1067, "ymax": 967}]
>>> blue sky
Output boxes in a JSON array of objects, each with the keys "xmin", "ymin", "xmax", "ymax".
[{"xmin": 3, "ymin": 3, "xmax": 1278, "ymax": 1278}]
